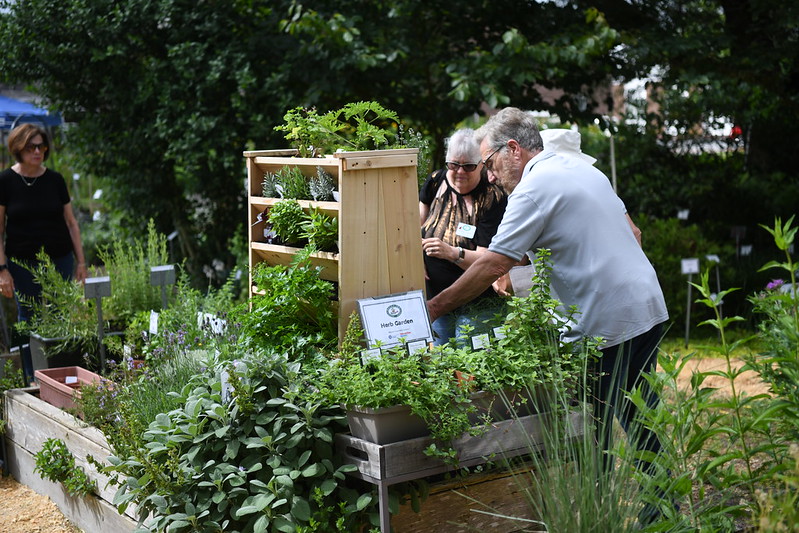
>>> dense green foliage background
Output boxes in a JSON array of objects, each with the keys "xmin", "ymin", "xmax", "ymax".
[{"xmin": 1, "ymin": 0, "xmax": 797, "ymax": 334}]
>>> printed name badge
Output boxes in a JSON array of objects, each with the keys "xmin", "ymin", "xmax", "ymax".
[{"xmin": 456, "ymin": 222, "xmax": 476, "ymax": 239}]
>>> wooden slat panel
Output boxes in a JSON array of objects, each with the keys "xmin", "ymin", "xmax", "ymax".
[
  {"xmin": 249, "ymin": 197, "xmax": 339, "ymax": 218},
  {"xmin": 6, "ymin": 444, "xmax": 137, "ymax": 532},
  {"xmin": 252, "ymin": 156, "xmax": 339, "ymax": 168},
  {"xmin": 251, "ymin": 245, "xmax": 338, "ymax": 282},
  {"xmin": 337, "ymin": 149, "xmax": 418, "ymax": 171},
  {"xmin": 243, "ymin": 149, "xmax": 298, "ymax": 157},
  {"xmin": 336, "ymin": 411, "xmax": 585, "ymax": 482},
  {"xmin": 4, "ymin": 388, "xmax": 139, "ymax": 527}
]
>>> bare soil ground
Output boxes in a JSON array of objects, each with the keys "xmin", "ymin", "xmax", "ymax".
[
  {"xmin": 0, "ymin": 474, "xmax": 81, "ymax": 532},
  {"xmin": 0, "ymin": 357, "xmax": 767, "ymax": 533}
]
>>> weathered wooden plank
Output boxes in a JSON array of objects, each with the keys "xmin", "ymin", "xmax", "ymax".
[
  {"xmin": 4, "ymin": 388, "xmax": 139, "ymax": 524},
  {"xmin": 6, "ymin": 441, "xmax": 137, "ymax": 532},
  {"xmin": 337, "ymin": 149, "xmax": 418, "ymax": 171},
  {"xmin": 336, "ymin": 412, "xmax": 585, "ymax": 482}
]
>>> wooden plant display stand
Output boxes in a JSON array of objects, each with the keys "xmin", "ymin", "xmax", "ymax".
[
  {"xmin": 336, "ymin": 411, "xmax": 586, "ymax": 533},
  {"xmin": 3, "ymin": 388, "xmax": 137, "ymax": 533},
  {"xmin": 244, "ymin": 148, "xmax": 426, "ymax": 340}
]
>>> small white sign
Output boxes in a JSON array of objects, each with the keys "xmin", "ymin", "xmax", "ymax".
[
  {"xmin": 470, "ymin": 333, "xmax": 490, "ymax": 351},
  {"xmin": 740, "ymin": 245, "xmax": 753, "ymax": 256},
  {"xmin": 406, "ymin": 339, "xmax": 428, "ymax": 355},
  {"xmin": 65, "ymin": 376, "xmax": 78, "ymax": 385},
  {"xmin": 493, "ymin": 326, "xmax": 506, "ymax": 340},
  {"xmin": 360, "ymin": 348, "xmax": 381, "ymax": 365},
  {"xmin": 357, "ymin": 290, "xmax": 433, "ymax": 348},
  {"xmin": 197, "ymin": 312, "xmax": 226, "ymax": 335},
  {"xmin": 681, "ymin": 258, "xmax": 700, "ymax": 275},
  {"xmin": 149, "ymin": 310, "xmax": 159, "ymax": 335},
  {"xmin": 677, "ymin": 209, "xmax": 690, "ymax": 220},
  {"xmin": 705, "ymin": 254, "xmax": 720, "ymax": 264}
]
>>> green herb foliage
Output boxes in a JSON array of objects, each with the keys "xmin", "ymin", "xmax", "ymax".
[
  {"xmin": 459, "ymin": 250, "xmax": 595, "ymax": 397},
  {"xmin": 239, "ymin": 248, "xmax": 337, "ymax": 365},
  {"xmin": 267, "ymin": 199, "xmax": 307, "ymax": 245},
  {"xmin": 99, "ymin": 219, "xmax": 170, "ymax": 326},
  {"xmin": 15, "ymin": 250, "xmax": 98, "ymax": 355},
  {"xmin": 34, "ymin": 438, "xmax": 96, "ymax": 497},
  {"xmin": 309, "ymin": 167, "xmax": 335, "ymax": 202},
  {"xmin": 0, "ymin": 360, "xmax": 26, "ymax": 433},
  {"xmin": 105, "ymin": 353, "xmax": 376, "ymax": 532},
  {"xmin": 302, "ymin": 208, "xmax": 338, "ymax": 253},
  {"xmin": 274, "ymin": 166, "xmax": 311, "ymax": 200},
  {"xmin": 275, "ymin": 102, "xmax": 402, "ymax": 156}
]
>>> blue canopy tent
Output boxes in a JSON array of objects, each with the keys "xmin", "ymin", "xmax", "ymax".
[{"xmin": 0, "ymin": 94, "xmax": 63, "ymax": 131}]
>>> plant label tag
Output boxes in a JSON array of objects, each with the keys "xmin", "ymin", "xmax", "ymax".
[
  {"xmin": 406, "ymin": 339, "xmax": 428, "ymax": 355},
  {"xmin": 493, "ymin": 326, "xmax": 506, "ymax": 340},
  {"xmin": 220, "ymin": 370, "xmax": 231, "ymax": 404},
  {"xmin": 470, "ymin": 333, "xmax": 490, "ymax": 351},
  {"xmin": 681, "ymin": 258, "xmax": 700, "ymax": 275},
  {"xmin": 65, "ymin": 376, "xmax": 78, "ymax": 385},
  {"xmin": 149, "ymin": 310, "xmax": 159, "ymax": 334},
  {"xmin": 360, "ymin": 348, "xmax": 381, "ymax": 365},
  {"xmin": 456, "ymin": 222, "xmax": 476, "ymax": 239},
  {"xmin": 198, "ymin": 312, "xmax": 226, "ymax": 335}
]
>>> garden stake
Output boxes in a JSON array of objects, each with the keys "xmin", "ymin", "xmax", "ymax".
[{"xmin": 83, "ymin": 276, "xmax": 111, "ymax": 372}]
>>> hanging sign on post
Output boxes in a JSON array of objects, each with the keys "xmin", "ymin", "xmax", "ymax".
[
  {"xmin": 681, "ymin": 257, "xmax": 700, "ymax": 348},
  {"xmin": 357, "ymin": 290, "xmax": 433, "ymax": 348}
]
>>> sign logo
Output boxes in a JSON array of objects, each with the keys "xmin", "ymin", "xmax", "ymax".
[{"xmin": 386, "ymin": 304, "xmax": 402, "ymax": 318}]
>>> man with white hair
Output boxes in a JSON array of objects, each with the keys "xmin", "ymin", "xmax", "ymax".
[{"xmin": 426, "ymin": 108, "xmax": 670, "ymax": 521}]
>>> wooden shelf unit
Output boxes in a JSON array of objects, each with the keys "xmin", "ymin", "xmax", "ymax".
[{"xmin": 245, "ymin": 148, "xmax": 426, "ymax": 340}]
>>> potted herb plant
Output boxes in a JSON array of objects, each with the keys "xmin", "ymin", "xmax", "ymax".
[
  {"xmin": 314, "ymin": 314, "xmax": 478, "ymax": 446},
  {"xmin": 458, "ymin": 250, "xmax": 598, "ymax": 419}
]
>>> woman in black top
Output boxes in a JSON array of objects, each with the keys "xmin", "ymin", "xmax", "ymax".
[
  {"xmin": 0, "ymin": 124, "xmax": 88, "ymax": 379},
  {"xmin": 420, "ymin": 128, "xmax": 508, "ymax": 345}
]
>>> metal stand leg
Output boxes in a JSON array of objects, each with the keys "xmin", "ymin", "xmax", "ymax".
[{"xmin": 378, "ymin": 481, "xmax": 390, "ymax": 533}]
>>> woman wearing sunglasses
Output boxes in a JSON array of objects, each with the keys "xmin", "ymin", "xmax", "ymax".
[
  {"xmin": 0, "ymin": 123, "xmax": 88, "ymax": 381},
  {"xmin": 419, "ymin": 128, "xmax": 508, "ymax": 346}
]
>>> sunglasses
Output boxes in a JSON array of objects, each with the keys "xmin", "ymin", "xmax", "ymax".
[
  {"xmin": 445, "ymin": 161, "xmax": 479, "ymax": 172},
  {"xmin": 482, "ymin": 144, "xmax": 505, "ymax": 172},
  {"xmin": 24, "ymin": 142, "xmax": 48, "ymax": 153}
]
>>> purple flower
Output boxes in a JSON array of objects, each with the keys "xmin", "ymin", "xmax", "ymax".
[{"xmin": 767, "ymin": 279, "xmax": 785, "ymax": 290}]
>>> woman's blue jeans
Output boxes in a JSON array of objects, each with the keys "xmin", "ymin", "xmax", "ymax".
[
  {"xmin": 431, "ymin": 299, "xmax": 505, "ymax": 347},
  {"xmin": 9, "ymin": 254, "xmax": 74, "ymax": 382}
]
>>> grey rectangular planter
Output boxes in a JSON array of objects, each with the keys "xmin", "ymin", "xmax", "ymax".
[{"xmin": 345, "ymin": 404, "xmax": 430, "ymax": 444}]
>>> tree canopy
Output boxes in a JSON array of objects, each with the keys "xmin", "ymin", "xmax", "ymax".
[{"xmin": 1, "ymin": 0, "xmax": 797, "ymax": 284}]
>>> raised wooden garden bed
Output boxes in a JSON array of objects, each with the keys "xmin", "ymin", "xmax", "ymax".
[
  {"xmin": 337, "ymin": 410, "xmax": 585, "ymax": 533},
  {"xmin": 3, "ymin": 387, "xmax": 137, "ymax": 533}
]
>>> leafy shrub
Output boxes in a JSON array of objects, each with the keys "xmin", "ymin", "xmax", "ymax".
[
  {"xmin": 309, "ymin": 166, "xmax": 335, "ymax": 201},
  {"xmin": 15, "ymin": 250, "xmax": 98, "ymax": 355},
  {"xmin": 99, "ymin": 219, "xmax": 170, "ymax": 327},
  {"xmin": 302, "ymin": 208, "xmax": 338, "ymax": 253},
  {"xmin": 34, "ymin": 438, "xmax": 96, "ymax": 497},
  {"xmin": 106, "ymin": 352, "xmax": 376, "ymax": 532},
  {"xmin": 267, "ymin": 199, "xmax": 307, "ymax": 245},
  {"xmin": 274, "ymin": 166, "xmax": 310, "ymax": 200},
  {"xmin": 238, "ymin": 248, "xmax": 337, "ymax": 364},
  {"xmin": 275, "ymin": 101, "xmax": 401, "ymax": 156}
]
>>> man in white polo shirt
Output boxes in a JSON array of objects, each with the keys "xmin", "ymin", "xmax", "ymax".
[{"xmin": 426, "ymin": 107, "xmax": 669, "ymax": 493}]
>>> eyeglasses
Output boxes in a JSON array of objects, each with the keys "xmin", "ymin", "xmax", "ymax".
[
  {"xmin": 482, "ymin": 144, "xmax": 505, "ymax": 172},
  {"xmin": 445, "ymin": 161, "xmax": 479, "ymax": 172},
  {"xmin": 24, "ymin": 142, "xmax": 48, "ymax": 153}
]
